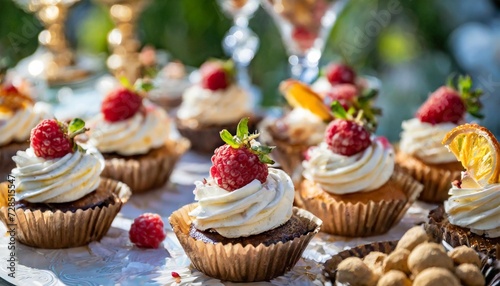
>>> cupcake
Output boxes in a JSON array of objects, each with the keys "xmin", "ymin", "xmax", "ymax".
[
  {"xmin": 428, "ymin": 123, "xmax": 500, "ymax": 258},
  {"xmin": 175, "ymin": 59, "xmax": 258, "ymax": 153},
  {"xmin": 0, "ymin": 84, "xmax": 50, "ymax": 179},
  {"xmin": 0, "ymin": 118, "xmax": 131, "ymax": 248},
  {"xmin": 396, "ymin": 75, "xmax": 483, "ymax": 203},
  {"xmin": 297, "ymin": 103, "xmax": 422, "ymax": 236},
  {"xmin": 169, "ymin": 118, "xmax": 322, "ymax": 282},
  {"xmin": 88, "ymin": 80, "xmax": 189, "ymax": 193},
  {"xmin": 149, "ymin": 61, "xmax": 192, "ymax": 110},
  {"xmin": 260, "ymin": 77, "xmax": 380, "ymax": 182}
]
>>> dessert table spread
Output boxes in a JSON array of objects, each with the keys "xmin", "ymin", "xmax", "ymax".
[{"xmin": 0, "ymin": 148, "xmax": 437, "ymax": 286}]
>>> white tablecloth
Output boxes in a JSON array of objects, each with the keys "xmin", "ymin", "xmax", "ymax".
[{"xmin": 0, "ymin": 149, "xmax": 437, "ymax": 285}]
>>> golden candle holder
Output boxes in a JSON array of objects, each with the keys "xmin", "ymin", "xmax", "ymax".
[
  {"xmin": 17, "ymin": 0, "xmax": 90, "ymax": 85},
  {"xmin": 98, "ymin": 0, "xmax": 150, "ymax": 82}
]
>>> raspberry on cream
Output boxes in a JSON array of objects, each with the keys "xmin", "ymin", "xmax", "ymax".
[
  {"xmin": 400, "ymin": 118, "xmax": 457, "ymax": 164},
  {"xmin": 189, "ymin": 168, "xmax": 295, "ymax": 238},
  {"xmin": 13, "ymin": 147, "xmax": 104, "ymax": 203},
  {"xmin": 89, "ymin": 102, "xmax": 170, "ymax": 156},
  {"xmin": 444, "ymin": 173, "xmax": 500, "ymax": 238},
  {"xmin": 303, "ymin": 138, "xmax": 395, "ymax": 195}
]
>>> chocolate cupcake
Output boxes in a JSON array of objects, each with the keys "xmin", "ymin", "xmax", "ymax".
[
  {"xmin": 0, "ymin": 118, "xmax": 131, "ymax": 248},
  {"xmin": 88, "ymin": 82, "xmax": 188, "ymax": 193},
  {"xmin": 426, "ymin": 123, "xmax": 500, "ymax": 258},
  {"xmin": 169, "ymin": 118, "xmax": 321, "ymax": 282},
  {"xmin": 175, "ymin": 59, "xmax": 259, "ymax": 154}
]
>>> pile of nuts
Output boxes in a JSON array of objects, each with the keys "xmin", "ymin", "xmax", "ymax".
[{"xmin": 336, "ymin": 226, "xmax": 485, "ymax": 286}]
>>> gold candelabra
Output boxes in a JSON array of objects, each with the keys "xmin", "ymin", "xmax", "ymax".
[
  {"xmin": 19, "ymin": 0, "xmax": 89, "ymax": 84},
  {"xmin": 99, "ymin": 0, "xmax": 150, "ymax": 82}
]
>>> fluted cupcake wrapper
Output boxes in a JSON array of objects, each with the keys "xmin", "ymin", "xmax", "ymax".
[
  {"xmin": 0, "ymin": 178, "xmax": 131, "ymax": 249},
  {"xmin": 0, "ymin": 142, "xmax": 29, "ymax": 181},
  {"xmin": 299, "ymin": 168, "xmax": 423, "ymax": 237},
  {"xmin": 169, "ymin": 203, "xmax": 322, "ymax": 282},
  {"xmin": 396, "ymin": 151, "xmax": 462, "ymax": 203},
  {"xmin": 322, "ymin": 240, "xmax": 500, "ymax": 285},
  {"xmin": 101, "ymin": 139, "xmax": 189, "ymax": 194}
]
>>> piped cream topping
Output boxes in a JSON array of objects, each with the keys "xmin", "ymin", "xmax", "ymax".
[
  {"xmin": 189, "ymin": 168, "xmax": 295, "ymax": 238},
  {"xmin": 278, "ymin": 107, "xmax": 327, "ymax": 145},
  {"xmin": 0, "ymin": 102, "xmax": 51, "ymax": 146},
  {"xmin": 303, "ymin": 137, "xmax": 394, "ymax": 195},
  {"xmin": 13, "ymin": 147, "xmax": 104, "ymax": 203},
  {"xmin": 400, "ymin": 118, "xmax": 457, "ymax": 164},
  {"xmin": 444, "ymin": 173, "xmax": 500, "ymax": 238},
  {"xmin": 177, "ymin": 84, "xmax": 252, "ymax": 125},
  {"xmin": 89, "ymin": 102, "xmax": 169, "ymax": 156}
]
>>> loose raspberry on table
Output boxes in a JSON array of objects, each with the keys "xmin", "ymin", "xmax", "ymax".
[
  {"xmin": 129, "ymin": 213, "xmax": 166, "ymax": 249},
  {"xmin": 101, "ymin": 87, "xmax": 143, "ymax": 122},
  {"xmin": 325, "ymin": 119, "xmax": 371, "ymax": 156}
]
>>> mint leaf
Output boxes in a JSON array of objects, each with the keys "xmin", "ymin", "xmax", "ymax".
[
  {"xmin": 134, "ymin": 79, "xmax": 155, "ymax": 92},
  {"xmin": 68, "ymin": 118, "xmax": 85, "ymax": 134},
  {"xmin": 119, "ymin": 76, "xmax": 133, "ymax": 90},
  {"xmin": 331, "ymin": 101, "xmax": 348, "ymax": 119},
  {"xmin": 258, "ymin": 154, "xmax": 275, "ymax": 165},
  {"xmin": 220, "ymin": 130, "xmax": 239, "ymax": 148},
  {"xmin": 236, "ymin": 117, "xmax": 249, "ymax": 139}
]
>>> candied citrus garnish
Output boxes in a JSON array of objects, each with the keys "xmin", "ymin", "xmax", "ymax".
[
  {"xmin": 0, "ymin": 86, "xmax": 33, "ymax": 111},
  {"xmin": 442, "ymin": 123, "xmax": 500, "ymax": 185},
  {"xmin": 279, "ymin": 79, "xmax": 333, "ymax": 121}
]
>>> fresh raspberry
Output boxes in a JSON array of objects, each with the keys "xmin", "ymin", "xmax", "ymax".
[
  {"xmin": 324, "ymin": 84, "xmax": 358, "ymax": 107},
  {"xmin": 326, "ymin": 63, "xmax": 356, "ymax": 85},
  {"xmin": 210, "ymin": 144, "xmax": 268, "ymax": 191},
  {"xmin": 101, "ymin": 87, "xmax": 142, "ymax": 122},
  {"xmin": 325, "ymin": 119, "xmax": 371, "ymax": 156},
  {"xmin": 129, "ymin": 213, "xmax": 166, "ymax": 249},
  {"xmin": 200, "ymin": 61, "xmax": 230, "ymax": 91},
  {"xmin": 1, "ymin": 84, "xmax": 19, "ymax": 95},
  {"xmin": 416, "ymin": 86, "xmax": 465, "ymax": 124},
  {"xmin": 209, "ymin": 118, "xmax": 274, "ymax": 191},
  {"xmin": 292, "ymin": 26, "xmax": 317, "ymax": 51},
  {"xmin": 30, "ymin": 119, "xmax": 73, "ymax": 159}
]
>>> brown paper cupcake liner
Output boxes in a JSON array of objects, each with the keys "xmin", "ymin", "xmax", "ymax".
[
  {"xmin": 169, "ymin": 203, "xmax": 322, "ymax": 282},
  {"xmin": 0, "ymin": 178, "xmax": 131, "ymax": 249},
  {"xmin": 323, "ymin": 240, "xmax": 500, "ymax": 285},
  {"xmin": 101, "ymin": 139, "xmax": 189, "ymax": 193},
  {"xmin": 175, "ymin": 116, "xmax": 261, "ymax": 154},
  {"xmin": 299, "ymin": 168, "xmax": 423, "ymax": 237},
  {"xmin": 396, "ymin": 151, "xmax": 462, "ymax": 203},
  {"xmin": 0, "ymin": 141, "xmax": 29, "ymax": 181},
  {"xmin": 427, "ymin": 205, "xmax": 500, "ymax": 259}
]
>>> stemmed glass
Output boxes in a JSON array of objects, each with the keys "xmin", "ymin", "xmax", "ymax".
[
  {"xmin": 217, "ymin": 0, "xmax": 260, "ymax": 105},
  {"xmin": 261, "ymin": 0, "xmax": 348, "ymax": 83}
]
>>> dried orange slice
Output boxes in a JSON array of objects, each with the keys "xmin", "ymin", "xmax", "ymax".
[
  {"xmin": 442, "ymin": 123, "xmax": 500, "ymax": 185},
  {"xmin": 279, "ymin": 79, "xmax": 333, "ymax": 121}
]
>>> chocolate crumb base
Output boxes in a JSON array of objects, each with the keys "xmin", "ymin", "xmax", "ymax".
[
  {"xmin": 428, "ymin": 205, "xmax": 500, "ymax": 258},
  {"xmin": 189, "ymin": 214, "xmax": 309, "ymax": 247},
  {"xmin": 16, "ymin": 187, "xmax": 116, "ymax": 213}
]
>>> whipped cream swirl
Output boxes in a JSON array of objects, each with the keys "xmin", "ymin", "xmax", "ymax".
[
  {"xmin": 177, "ymin": 84, "xmax": 252, "ymax": 125},
  {"xmin": 303, "ymin": 138, "xmax": 394, "ymax": 195},
  {"xmin": 444, "ymin": 174, "xmax": 500, "ymax": 238},
  {"xmin": 89, "ymin": 102, "xmax": 169, "ymax": 156},
  {"xmin": 0, "ymin": 102, "xmax": 50, "ymax": 146},
  {"xmin": 279, "ymin": 108, "xmax": 327, "ymax": 145},
  {"xmin": 400, "ymin": 118, "xmax": 457, "ymax": 164},
  {"xmin": 12, "ymin": 147, "xmax": 104, "ymax": 203},
  {"xmin": 189, "ymin": 168, "xmax": 295, "ymax": 238}
]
